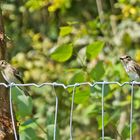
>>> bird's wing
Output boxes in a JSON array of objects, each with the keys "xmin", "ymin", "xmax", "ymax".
[
  {"xmin": 12, "ymin": 67, "xmax": 30, "ymax": 96},
  {"xmin": 12, "ymin": 67, "xmax": 24, "ymax": 84},
  {"xmin": 134, "ymin": 63, "xmax": 140, "ymax": 77}
]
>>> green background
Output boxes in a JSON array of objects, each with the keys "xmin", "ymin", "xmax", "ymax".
[{"xmin": 2, "ymin": 0, "xmax": 140, "ymax": 139}]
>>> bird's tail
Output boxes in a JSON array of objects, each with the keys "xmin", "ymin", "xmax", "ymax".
[{"xmin": 17, "ymin": 86, "xmax": 30, "ymax": 96}]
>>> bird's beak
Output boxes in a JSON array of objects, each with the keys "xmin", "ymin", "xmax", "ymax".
[{"xmin": 120, "ymin": 57, "xmax": 123, "ymax": 60}]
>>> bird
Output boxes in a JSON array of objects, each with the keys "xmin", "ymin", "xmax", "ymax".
[
  {"xmin": 0, "ymin": 60, "xmax": 29, "ymax": 96},
  {"xmin": 120, "ymin": 55, "xmax": 140, "ymax": 82}
]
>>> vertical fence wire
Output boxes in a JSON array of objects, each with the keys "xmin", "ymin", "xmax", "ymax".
[
  {"xmin": 9, "ymin": 84, "xmax": 18, "ymax": 140},
  {"xmin": 70, "ymin": 84, "xmax": 77, "ymax": 140},
  {"xmin": 130, "ymin": 82, "xmax": 134, "ymax": 140},
  {"xmin": 6, "ymin": 81, "xmax": 138, "ymax": 140},
  {"xmin": 101, "ymin": 82, "xmax": 105, "ymax": 140},
  {"xmin": 52, "ymin": 85, "xmax": 58, "ymax": 140}
]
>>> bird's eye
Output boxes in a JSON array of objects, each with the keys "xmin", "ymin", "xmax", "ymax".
[
  {"xmin": 125, "ymin": 56, "xmax": 132, "ymax": 61},
  {"xmin": 1, "ymin": 61, "xmax": 6, "ymax": 65},
  {"xmin": 126, "ymin": 56, "xmax": 130, "ymax": 59},
  {"xmin": 1, "ymin": 61, "xmax": 4, "ymax": 65}
]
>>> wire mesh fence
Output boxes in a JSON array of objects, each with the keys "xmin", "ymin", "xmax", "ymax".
[{"xmin": 2, "ymin": 81, "xmax": 138, "ymax": 140}]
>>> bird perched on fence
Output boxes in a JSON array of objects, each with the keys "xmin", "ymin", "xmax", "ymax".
[
  {"xmin": 0, "ymin": 60, "xmax": 29, "ymax": 96},
  {"xmin": 120, "ymin": 55, "xmax": 140, "ymax": 82}
]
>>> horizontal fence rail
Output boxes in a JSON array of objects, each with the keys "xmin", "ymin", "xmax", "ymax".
[
  {"xmin": 1, "ymin": 81, "xmax": 140, "ymax": 88},
  {"xmin": 1, "ymin": 81, "xmax": 138, "ymax": 140}
]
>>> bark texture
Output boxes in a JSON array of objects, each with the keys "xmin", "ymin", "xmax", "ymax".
[{"xmin": 0, "ymin": 4, "xmax": 17, "ymax": 140}]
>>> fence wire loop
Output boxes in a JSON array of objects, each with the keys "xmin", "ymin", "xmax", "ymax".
[
  {"xmin": 8, "ymin": 82, "xmax": 15, "ymax": 87},
  {"xmin": 74, "ymin": 83, "xmax": 80, "ymax": 87},
  {"xmin": 52, "ymin": 82, "xmax": 58, "ymax": 86},
  {"xmin": 4, "ymin": 81, "xmax": 137, "ymax": 140}
]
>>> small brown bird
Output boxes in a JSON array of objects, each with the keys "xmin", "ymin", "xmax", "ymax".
[
  {"xmin": 120, "ymin": 55, "xmax": 140, "ymax": 81},
  {"xmin": 0, "ymin": 60, "xmax": 29, "ymax": 96}
]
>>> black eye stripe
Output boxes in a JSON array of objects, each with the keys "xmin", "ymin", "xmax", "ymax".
[{"xmin": 125, "ymin": 56, "xmax": 130, "ymax": 59}]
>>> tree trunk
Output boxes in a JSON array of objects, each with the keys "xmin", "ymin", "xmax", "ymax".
[{"xmin": 0, "ymin": 4, "xmax": 18, "ymax": 140}]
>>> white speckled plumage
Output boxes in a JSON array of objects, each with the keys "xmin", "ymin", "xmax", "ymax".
[{"xmin": 120, "ymin": 55, "xmax": 140, "ymax": 81}]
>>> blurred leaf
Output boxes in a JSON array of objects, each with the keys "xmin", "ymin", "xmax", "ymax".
[
  {"xmin": 47, "ymin": 124, "xmax": 54, "ymax": 140},
  {"xmin": 118, "ymin": 0, "xmax": 127, "ymax": 3},
  {"xmin": 47, "ymin": 124, "xmax": 59, "ymax": 140},
  {"xmin": 17, "ymin": 95, "xmax": 33, "ymax": 117},
  {"xmin": 48, "ymin": 0, "xmax": 71, "ymax": 12},
  {"xmin": 74, "ymin": 89, "xmax": 90, "ymax": 104},
  {"xmin": 122, "ymin": 33, "xmax": 131, "ymax": 47},
  {"xmin": 69, "ymin": 70, "xmax": 85, "ymax": 84},
  {"xmin": 100, "ymin": 137, "xmax": 114, "ymax": 140},
  {"xmin": 90, "ymin": 84, "xmax": 111, "ymax": 97},
  {"xmin": 90, "ymin": 61, "xmax": 105, "ymax": 80},
  {"xmin": 21, "ymin": 118, "xmax": 38, "ymax": 127},
  {"xmin": 97, "ymin": 109, "xmax": 120, "ymax": 130},
  {"xmin": 84, "ymin": 104, "xmax": 96, "ymax": 116},
  {"xmin": 20, "ymin": 120, "xmax": 36, "ymax": 132},
  {"xmin": 51, "ymin": 44, "xmax": 73, "ymax": 62},
  {"xmin": 86, "ymin": 41, "xmax": 105, "ymax": 59},
  {"xmin": 59, "ymin": 26, "xmax": 72, "ymax": 37},
  {"xmin": 30, "ymin": 86, "xmax": 49, "ymax": 94},
  {"xmin": 12, "ymin": 87, "xmax": 33, "ymax": 117},
  {"xmin": 134, "ymin": 89, "xmax": 140, "ymax": 98},
  {"xmin": 122, "ymin": 121, "xmax": 137, "ymax": 139},
  {"xmin": 104, "ymin": 85, "xmax": 111, "ymax": 97},
  {"xmin": 20, "ymin": 127, "xmax": 43, "ymax": 140},
  {"xmin": 97, "ymin": 113, "xmax": 110, "ymax": 129},
  {"xmin": 25, "ymin": 0, "xmax": 46, "ymax": 12},
  {"xmin": 67, "ymin": 21, "xmax": 78, "ymax": 25},
  {"xmin": 87, "ymin": 20, "xmax": 99, "ymax": 29}
]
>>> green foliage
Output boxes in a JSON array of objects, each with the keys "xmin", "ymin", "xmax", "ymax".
[
  {"xmin": 20, "ymin": 127, "xmax": 43, "ymax": 140},
  {"xmin": 50, "ymin": 43, "xmax": 73, "ymax": 62},
  {"xmin": 48, "ymin": 0, "xmax": 71, "ymax": 12},
  {"xmin": 97, "ymin": 113, "xmax": 110, "ymax": 130},
  {"xmin": 121, "ymin": 121, "xmax": 137, "ymax": 139},
  {"xmin": 12, "ymin": 87, "xmax": 33, "ymax": 118},
  {"xmin": 25, "ymin": 0, "xmax": 47, "ymax": 12},
  {"xmin": 59, "ymin": 26, "xmax": 72, "ymax": 37},
  {"xmin": 69, "ymin": 70, "xmax": 85, "ymax": 84},
  {"xmin": 86, "ymin": 41, "xmax": 105, "ymax": 59},
  {"xmin": 47, "ymin": 124, "xmax": 59, "ymax": 140},
  {"xmin": 2, "ymin": 0, "xmax": 140, "ymax": 139},
  {"xmin": 73, "ymin": 88, "xmax": 90, "ymax": 104},
  {"xmin": 90, "ymin": 61, "xmax": 105, "ymax": 80},
  {"xmin": 21, "ymin": 118, "xmax": 38, "ymax": 127}
]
